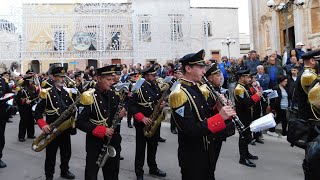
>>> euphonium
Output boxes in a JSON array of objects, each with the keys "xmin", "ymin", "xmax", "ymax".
[{"xmin": 143, "ymin": 77, "xmax": 175, "ymax": 138}]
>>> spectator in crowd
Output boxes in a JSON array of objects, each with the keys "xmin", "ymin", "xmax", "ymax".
[
  {"xmin": 265, "ymin": 56, "xmax": 284, "ymax": 88},
  {"xmin": 145, "ymin": 61, "xmax": 152, "ymax": 68},
  {"xmin": 122, "ymin": 64, "xmax": 128, "ymax": 69},
  {"xmin": 83, "ymin": 66, "xmax": 90, "ymax": 81},
  {"xmin": 217, "ymin": 56, "xmax": 230, "ymax": 88},
  {"xmin": 285, "ymin": 49, "xmax": 299, "ymax": 65},
  {"xmin": 136, "ymin": 63, "xmax": 142, "ymax": 71},
  {"xmin": 256, "ymin": 65, "xmax": 270, "ymax": 91},
  {"xmin": 166, "ymin": 63, "xmax": 174, "ymax": 76},
  {"xmin": 268, "ymin": 75, "xmax": 289, "ymax": 138},
  {"xmin": 284, "ymin": 56, "xmax": 303, "ymax": 76},
  {"xmin": 236, "ymin": 57, "xmax": 245, "ymax": 71},
  {"xmin": 287, "ymin": 66, "xmax": 299, "ymax": 110},
  {"xmin": 120, "ymin": 68, "xmax": 129, "ymax": 83},
  {"xmin": 161, "ymin": 63, "xmax": 168, "ymax": 78},
  {"xmin": 295, "ymin": 42, "xmax": 305, "ymax": 59},
  {"xmin": 244, "ymin": 50, "xmax": 261, "ymax": 74},
  {"xmin": 270, "ymin": 51, "xmax": 282, "ymax": 66}
]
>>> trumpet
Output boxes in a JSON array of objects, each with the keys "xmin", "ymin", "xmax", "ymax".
[{"xmin": 202, "ymin": 76, "xmax": 247, "ymax": 137}]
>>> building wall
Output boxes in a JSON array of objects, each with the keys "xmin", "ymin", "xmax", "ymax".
[
  {"xmin": 190, "ymin": 7, "xmax": 240, "ymax": 60},
  {"xmin": 249, "ymin": 0, "xmax": 320, "ymax": 57}
]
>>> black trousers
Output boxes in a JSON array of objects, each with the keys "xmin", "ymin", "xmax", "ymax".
[
  {"xmin": 45, "ymin": 131, "xmax": 71, "ymax": 178},
  {"xmin": 269, "ymin": 109, "xmax": 287, "ymax": 135},
  {"xmin": 0, "ymin": 107, "xmax": 8, "ymax": 160},
  {"xmin": 18, "ymin": 108, "xmax": 35, "ymax": 139},
  {"xmin": 85, "ymin": 134, "xmax": 121, "ymax": 180},
  {"xmin": 178, "ymin": 141, "xmax": 210, "ymax": 180},
  {"xmin": 134, "ymin": 124, "xmax": 159, "ymax": 177},
  {"xmin": 127, "ymin": 113, "xmax": 132, "ymax": 125},
  {"xmin": 170, "ymin": 115, "xmax": 177, "ymax": 131},
  {"xmin": 239, "ymin": 129, "xmax": 252, "ymax": 159},
  {"xmin": 208, "ymin": 140, "xmax": 223, "ymax": 180}
]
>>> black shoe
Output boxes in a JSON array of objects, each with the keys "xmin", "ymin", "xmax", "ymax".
[
  {"xmin": 248, "ymin": 153, "xmax": 258, "ymax": 160},
  {"xmin": 255, "ymin": 138, "xmax": 264, "ymax": 144},
  {"xmin": 239, "ymin": 158, "xmax": 256, "ymax": 167},
  {"xmin": 158, "ymin": 137, "xmax": 166, "ymax": 143},
  {"xmin": 0, "ymin": 160, "xmax": 7, "ymax": 168},
  {"xmin": 149, "ymin": 168, "xmax": 166, "ymax": 177},
  {"xmin": 61, "ymin": 170, "xmax": 75, "ymax": 179},
  {"xmin": 250, "ymin": 141, "xmax": 256, "ymax": 146},
  {"xmin": 171, "ymin": 129, "xmax": 177, "ymax": 134},
  {"xmin": 45, "ymin": 177, "xmax": 53, "ymax": 180},
  {"xmin": 137, "ymin": 176, "xmax": 143, "ymax": 180},
  {"xmin": 27, "ymin": 136, "xmax": 36, "ymax": 139},
  {"xmin": 128, "ymin": 123, "xmax": 133, "ymax": 128},
  {"xmin": 120, "ymin": 156, "xmax": 124, "ymax": 160},
  {"xmin": 18, "ymin": 138, "xmax": 25, "ymax": 142}
]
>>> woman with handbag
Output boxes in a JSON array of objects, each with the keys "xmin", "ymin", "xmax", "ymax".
[{"xmin": 267, "ymin": 75, "xmax": 290, "ymax": 138}]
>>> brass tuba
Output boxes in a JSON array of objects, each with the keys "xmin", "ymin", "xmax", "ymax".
[
  {"xmin": 143, "ymin": 77, "xmax": 176, "ymax": 138},
  {"xmin": 32, "ymin": 89, "xmax": 94, "ymax": 152}
]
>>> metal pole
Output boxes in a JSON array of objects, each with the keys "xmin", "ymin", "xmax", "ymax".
[{"xmin": 228, "ymin": 44, "xmax": 231, "ymax": 61}]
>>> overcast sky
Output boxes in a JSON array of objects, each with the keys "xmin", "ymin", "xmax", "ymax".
[{"xmin": 0, "ymin": 0, "xmax": 249, "ymax": 34}]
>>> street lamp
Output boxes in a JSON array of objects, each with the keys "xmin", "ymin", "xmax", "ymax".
[
  {"xmin": 266, "ymin": 0, "xmax": 305, "ymax": 55},
  {"xmin": 221, "ymin": 37, "xmax": 236, "ymax": 61}
]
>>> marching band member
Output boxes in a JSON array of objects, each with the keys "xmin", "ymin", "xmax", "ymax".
[
  {"xmin": 126, "ymin": 72, "xmax": 138, "ymax": 128},
  {"xmin": 204, "ymin": 63, "xmax": 236, "ymax": 180},
  {"xmin": 0, "ymin": 70, "xmax": 12, "ymax": 168},
  {"xmin": 234, "ymin": 70, "xmax": 261, "ymax": 167},
  {"xmin": 15, "ymin": 75, "xmax": 38, "ymax": 142},
  {"xmin": 296, "ymin": 49, "xmax": 320, "ymax": 179},
  {"xmin": 170, "ymin": 67, "xmax": 182, "ymax": 134},
  {"xmin": 35, "ymin": 67, "xmax": 75, "ymax": 180},
  {"xmin": 169, "ymin": 50, "xmax": 236, "ymax": 180},
  {"xmin": 77, "ymin": 65, "xmax": 126, "ymax": 180},
  {"xmin": 128, "ymin": 66, "xmax": 167, "ymax": 180}
]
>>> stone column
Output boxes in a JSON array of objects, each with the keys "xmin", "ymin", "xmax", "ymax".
[
  {"xmin": 293, "ymin": 8, "xmax": 305, "ymax": 44},
  {"xmin": 271, "ymin": 11, "xmax": 281, "ymax": 53}
]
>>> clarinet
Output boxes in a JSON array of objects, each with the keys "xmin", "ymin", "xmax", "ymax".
[
  {"xmin": 96, "ymin": 87, "xmax": 128, "ymax": 168},
  {"xmin": 202, "ymin": 76, "xmax": 246, "ymax": 137}
]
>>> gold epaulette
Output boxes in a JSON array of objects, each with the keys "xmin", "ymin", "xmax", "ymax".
[
  {"xmin": 169, "ymin": 84, "xmax": 187, "ymax": 109},
  {"xmin": 301, "ymin": 69, "xmax": 317, "ymax": 93},
  {"xmin": 15, "ymin": 86, "xmax": 21, "ymax": 92},
  {"xmin": 41, "ymin": 80, "xmax": 47, "ymax": 88},
  {"xmin": 234, "ymin": 84, "xmax": 245, "ymax": 96},
  {"xmin": 199, "ymin": 84, "xmax": 210, "ymax": 100},
  {"xmin": 17, "ymin": 79, "xmax": 24, "ymax": 85},
  {"xmin": 80, "ymin": 89, "xmax": 95, "ymax": 105},
  {"xmin": 5, "ymin": 79, "xmax": 9, "ymax": 84},
  {"xmin": 39, "ymin": 88, "xmax": 51, "ymax": 99}
]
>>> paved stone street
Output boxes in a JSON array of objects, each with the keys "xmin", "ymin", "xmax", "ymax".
[{"xmin": 0, "ymin": 115, "xmax": 305, "ymax": 180}]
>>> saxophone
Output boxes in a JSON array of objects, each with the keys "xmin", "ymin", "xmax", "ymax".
[
  {"xmin": 96, "ymin": 83, "xmax": 130, "ymax": 168},
  {"xmin": 143, "ymin": 77, "xmax": 176, "ymax": 138},
  {"xmin": 32, "ymin": 88, "xmax": 94, "ymax": 152}
]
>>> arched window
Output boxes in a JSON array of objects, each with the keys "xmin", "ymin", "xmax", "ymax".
[{"xmin": 311, "ymin": 0, "xmax": 320, "ymax": 34}]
